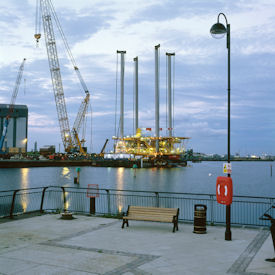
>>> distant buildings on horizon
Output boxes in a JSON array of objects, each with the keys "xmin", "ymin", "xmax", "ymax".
[{"xmin": 191, "ymin": 151, "xmax": 274, "ymax": 161}]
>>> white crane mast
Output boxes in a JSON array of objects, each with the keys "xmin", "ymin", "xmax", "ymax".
[{"xmin": 35, "ymin": 0, "xmax": 90, "ymax": 153}]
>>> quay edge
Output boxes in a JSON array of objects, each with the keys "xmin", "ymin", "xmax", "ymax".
[{"xmin": 0, "ymin": 158, "xmax": 187, "ymax": 168}]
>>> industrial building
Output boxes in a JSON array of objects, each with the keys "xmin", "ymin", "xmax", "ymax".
[{"xmin": 0, "ymin": 104, "xmax": 28, "ymax": 153}]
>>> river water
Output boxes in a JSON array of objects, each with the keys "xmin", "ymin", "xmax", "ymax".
[{"xmin": 0, "ymin": 161, "xmax": 274, "ymax": 197}]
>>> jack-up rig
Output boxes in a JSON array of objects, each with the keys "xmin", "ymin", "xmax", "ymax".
[
  {"xmin": 34, "ymin": 0, "xmax": 90, "ymax": 155},
  {"xmin": 110, "ymin": 46, "xmax": 190, "ymax": 167}
]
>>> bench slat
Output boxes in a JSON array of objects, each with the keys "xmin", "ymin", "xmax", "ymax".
[
  {"xmin": 126, "ymin": 214, "xmax": 174, "ymax": 218},
  {"xmin": 124, "ymin": 215, "xmax": 174, "ymax": 222},
  {"xmin": 127, "ymin": 206, "xmax": 177, "ymax": 213}
]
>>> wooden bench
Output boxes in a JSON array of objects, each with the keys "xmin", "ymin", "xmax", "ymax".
[{"xmin": 121, "ymin": 206, "xmax": 179, "ymax": 232}]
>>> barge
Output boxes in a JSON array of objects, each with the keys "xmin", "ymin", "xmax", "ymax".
[{"xmin": 0, "ymin": 155, "xmax": 187, "ymax": 169}]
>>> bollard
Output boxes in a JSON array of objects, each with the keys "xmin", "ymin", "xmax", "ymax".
[
  {"xmin": 133, "ymin": 163, "xmax": 138, "ymax": 177},
  {"xmin": 74, "ymin": 167, "xmax": 81, "ymax": 184},
  {"xmin": 90, "ymin": 198, "xmax": 96, "ymax": 214},
  {"xmin": 87, "ymin": 184, "xmax": 99, "ymax": 215}
]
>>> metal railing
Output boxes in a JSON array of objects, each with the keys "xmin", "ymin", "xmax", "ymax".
[{"xmin": 0, "ymin": 186, "xmax": 274, "ymax": 227}]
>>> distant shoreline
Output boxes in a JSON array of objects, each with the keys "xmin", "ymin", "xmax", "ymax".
[{"xmin": 192, "ymin": 158, "xmax": 274, "ymax": 162}]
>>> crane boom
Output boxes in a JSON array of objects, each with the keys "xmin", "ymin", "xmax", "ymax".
[
  {"xmin": 73, "ymin": 94, "xmax": 90, "ymax": 138},
  {"xmin": 47, "ymin": 0, "xmax": 89, "ymax": 95},
  {"xmin": 71, "ymin": 93, "xmax": 90, "ymax": 153},
  {"xmin": 35, "ymin": 0, "xmax": 90, "ymax": 153},
  {"xmin": 0, "ymin": 58, "xmax": 26, "ymax": 152},
  {"xmin": 38, "ymin": 0, "xmax": 73, "ymax": 152}
]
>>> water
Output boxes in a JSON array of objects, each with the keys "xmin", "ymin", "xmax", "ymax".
[{"xmin": 0, "ymin": 161, "xmax": 274, "ymax": 197}]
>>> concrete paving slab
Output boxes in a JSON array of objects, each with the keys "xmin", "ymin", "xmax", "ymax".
[
  {"xmin": 59, "ymin": 220, "xmax": 261, "ymax": 274},
  {"xmin": 0, "ymin": 257, "xmax": 40, "ymax": 274},
  {"xmin": 17, "ymin": 264, "xmax": 98, "ymax": 275},
  {"xmin": 246, "ymin": 235, "xmax": 275, "ymax": 275},
  {"xmin": 0, "ymin": 214, "xmax": 274, "ymax": 274},
  {"xmin": 1, "ymin": 244, "xmax": 133, "ymax": 274}
]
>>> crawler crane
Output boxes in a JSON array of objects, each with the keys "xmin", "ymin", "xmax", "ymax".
[{"xmin": 34, "ymin": 0, "xmax": 90, "ymax": 154}]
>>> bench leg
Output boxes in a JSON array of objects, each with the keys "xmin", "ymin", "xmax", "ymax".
[
  {"xmin": 172, "ymin": 218, "xmax": 178, "ymax": 233},
  {"xmin": 122, "ymin": 219, "xmax": 129, "ymax": 229}
]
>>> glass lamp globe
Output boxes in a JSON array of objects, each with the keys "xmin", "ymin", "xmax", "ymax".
[{"xmin": 210, "ymin": 23, "xmax": 227, "ymax": 39}]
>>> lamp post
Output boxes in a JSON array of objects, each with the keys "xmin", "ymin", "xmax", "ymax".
[{"xmin": 210, "ymin": 13, "xmax": 231, "ymax": 241}]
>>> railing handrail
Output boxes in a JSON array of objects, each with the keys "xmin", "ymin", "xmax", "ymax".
[{"xmin": 1, "ymin": 186, "xmax": 274, "ymax": 200}]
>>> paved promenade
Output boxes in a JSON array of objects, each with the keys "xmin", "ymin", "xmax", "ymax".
[{"xmin": 0, "ymin": 214, "xmax": 274, "ymax": 274}]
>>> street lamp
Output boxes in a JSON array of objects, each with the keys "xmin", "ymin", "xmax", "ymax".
[{"xmin": 210, "ymin": 13, "xmax": 232, "ymax": 241}]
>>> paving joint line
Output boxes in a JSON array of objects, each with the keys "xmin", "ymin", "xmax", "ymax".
[
  {"xmin": 227, "ymin": 229, "xmax": 270, "ymax": 275},
  {"xmin": 42, "ymin": 240, "xmax": 159, "ymax": 275},
  {"xmin": 40, "ymin": 219, "xmax": 159, "ymax": 274},
  {"xmin": 45, "ymin": 220, "xmax": 119, "ymax": 243}
]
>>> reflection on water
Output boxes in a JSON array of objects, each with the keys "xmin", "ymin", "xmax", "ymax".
[
  {"xmin": 116, "ymin": 167, "xmax": 124, "ymax": 189},
  {"xmin": 21, "ymin": 168, "xmax": 29, "ymax": 189},
  {"xmin": 62, "ymin": 167, "xmax": 71, "ymax": 179},
  {"xmin": 20, "ymin": 168, "xmax": 29, "ymax": 212},
  {"xmin": 116, "ymin": 167, "xmax": 125, "ymax": 212}
]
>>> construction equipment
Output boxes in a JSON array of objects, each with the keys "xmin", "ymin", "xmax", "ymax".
[
  {"xmin": 0, "ymin": 58, "xmax": 26, "ymax": 153},
  {"xmin": 34, "ymin": 0, "xmax": 90, "ymax": 153},
  {"xmin": 100, "ymin": 139, "xmax": 109, "ymax": 156},
  {"xmin": 71, "ymin": 93, "xmax": 90, "ymax": 154}
]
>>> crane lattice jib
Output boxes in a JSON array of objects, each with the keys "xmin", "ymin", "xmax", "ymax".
[
  {"xmin": 8, "ymin": 58, "xmax": 26, "ymax": 115},
  {"xmin": 48, "ymin": 0, "xmax": 89, "ymax": 95},
  {"xmin": 72, "ymin": 93, "xmax": 90, "ymax": 145},
  {"xmin": 40, "ymin": 0, "xmax": 72, "ymax": 151}
]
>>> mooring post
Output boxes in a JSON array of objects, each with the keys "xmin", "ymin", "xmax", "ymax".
[
  {"xmin": 90, "ymin": 197, "xmax": 96, "ymax": 214},
  {"xmin": 74, "ymin": 167, "xmax": 80, "ymax": 184}
]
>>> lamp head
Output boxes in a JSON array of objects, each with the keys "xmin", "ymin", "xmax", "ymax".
[{"xmin": 210, "ymin": 22, "xmax": 227, "ymax": 39}]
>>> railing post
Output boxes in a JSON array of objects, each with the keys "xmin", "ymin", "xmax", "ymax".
[
  {"xmin": 106, "ymin": 189, "xmax": 111, "ymax": 214},
  {"xmin": 61, "ymin": 187, "xmax": 67, "ymax": 212},
  {"xmin": 155, "ymin": 192, "xmax": 159, "ymax": 207},
  {"xmin": 210, "ymin": 195, "xmax": 214, "ymax": 225},
  {"xmin": 40, "ymin": 187, "xmax": 49, "ymax": 213},
  {"xmin": 10, "ymin": 190, "xmax": 19, "ymax": 219}
]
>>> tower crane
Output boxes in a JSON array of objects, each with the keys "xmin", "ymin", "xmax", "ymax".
[
  {"xmin": 0, "ymin": 58, "xmax": 26, "ymax": 153},
  {"xmin": 34, "ymin": 0, "xmax": 90, "ymax": 154}
]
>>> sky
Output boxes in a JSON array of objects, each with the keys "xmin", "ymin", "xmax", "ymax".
[{"xmin": 1, "ymin": 0, "xmax": 275, "ymax": 155}]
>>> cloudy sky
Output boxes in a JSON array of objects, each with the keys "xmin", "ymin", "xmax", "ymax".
[{"xmin": 1, "ymin": 0, "xmax": 275, "ymax": 155}]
